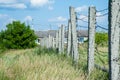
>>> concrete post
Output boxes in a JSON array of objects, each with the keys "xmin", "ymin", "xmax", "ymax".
[
  {"xmin": 58, "ymin": 27, "xmax": 62, "ymax": 53},
  {"xmin": 61, "ymin": 25, "xmax": 65, "ymax": 53},
  {"xmin": 70, "ymin": 6, "xmax": 79, "ymax": 66},
  {"xmin": 56, "ymin": 31, "xmax": 59, "ymax": 48},
  {"xmin": 108, "ymin": 0, "xmax": 120, "ymax": 80},
  {"xmin": 52, "ymin": 37, "xmax": 55, "ymax": 48},
  {"xmin": 87, "ymin": 6, "xmax": 96, "ymax": 74},
  {"xmin": 67, "ymin": 20, "xmax": 72, "ymax": 56}
]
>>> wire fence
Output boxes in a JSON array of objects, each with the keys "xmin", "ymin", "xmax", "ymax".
[
  {"xmin": 76, "ymin": 8, "xmax": 109, "ymax": 74},
  {"xmin": 39, "ymin": 6, "xmax": 119, "ymax": 80},
  {"xmin": 96, "ymin": 8, "xmax": 108, "ymax": 12}
]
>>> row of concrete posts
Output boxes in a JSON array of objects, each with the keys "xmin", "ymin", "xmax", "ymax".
[{"xmin": 40, "ymin": 0, "xmax": 120, "ymax": 79}]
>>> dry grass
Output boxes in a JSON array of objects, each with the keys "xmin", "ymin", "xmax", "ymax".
[
  {"xmin": 78, "ymin": 43, "xmax": 108, "ymax": 80},
  {"xmin": 0, "ymin": 44, "xmax": 109, "ymax": 80},
  {"xmin": 97, "ymin": 47, "xmax": 108, "ymax": 53},
  {"xmin": 0, "ymin": 48, "xmax": 85, "ymax": 80}
]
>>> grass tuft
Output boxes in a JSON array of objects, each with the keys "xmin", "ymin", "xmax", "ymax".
[{"xmin": 0, "ymin": 44, "xmax": 109, "ymax": 80}]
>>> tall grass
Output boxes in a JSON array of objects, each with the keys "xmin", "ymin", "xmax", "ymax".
[
  {"xmin": 78, "ymin": 43, "xmax": 108, "ymax": 80},
  {"xmin": 0, "ymin": 44, "xmax": 109, "ymax": 80},
  {"xmin": 0, "ymin": 47, "xmax": 83, "ymax": 80}
]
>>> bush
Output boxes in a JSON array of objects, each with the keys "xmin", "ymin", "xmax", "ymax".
[
  {"xmin": 0, "ymin": 21, "xmax": 37, "ymax": 49},
  {"xmin": 95, "ymin": 32, "xmax": 108, "ymax": 46}
]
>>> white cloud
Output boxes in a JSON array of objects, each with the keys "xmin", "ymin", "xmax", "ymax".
[
  {"xmin": 96, "ymin": 12, "xmax": 102, "ymax": 16},
  {"xmin": 0, "ymin": 14, "xmax": 9, "ymax": 18},
  {"xmin": 57, "ymin": 16, "xmax": 67, "ymax": 21},
  {"xmin": 0, "ymin": 0, "xmax": 16, "ymax": 4},
  {"xmin": 77, "ymin": 14, "xmax": 88, "ymax": 26},
  {"xmin": 0, "ymin": 3, "xmax": 27, "ymax": 9},
  {"xmin": 48, "ymin": 16, "xmax": 67, "ymax": 22},
  {"xmin": 24, "ymin": 16, "xmax": 33, "ymax": 22},
  {"xmin": 96, "ymin": 12, "xmax": 107, "ymax": 23},
  {"xmin": 0, "ymin": 14, "xmax": 16, "ymax": 31},
  {"xmin": 8, "ymin": 18, "xmax": 16, "ymax": 23},
  {"xmin": 78, "ymin": 15, "xmax": 88, "ymax": 21},
  {"xmin": 30, "ymin": 0, "xmax": 52, "ymax": 7},
  {"xmin": 0, "ymin": 0, "xmax": 55, "ymax": 9},
  {"xmin": 75, "ymin": 5, "xmax": 88, "ymax": 12},
  {"xmin": 48, "ymin": 6, "xmax": 53, "ymax": 10}
]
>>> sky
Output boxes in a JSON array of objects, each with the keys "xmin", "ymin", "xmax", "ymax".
[{"xmin": 0, "ymin": 0, "xmax": 108, "ymax": 31}]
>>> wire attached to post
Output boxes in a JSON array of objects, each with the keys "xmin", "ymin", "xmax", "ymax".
[
  {"xmin": 96, "ymin": 8, "xmax": 108, "ymax": 12},
  {"xmin": 96, "ymin": 13, "xmax": 108, "ymax": 17}
]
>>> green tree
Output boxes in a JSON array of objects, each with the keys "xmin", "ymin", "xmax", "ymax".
[
  {"xmin": 95, "ymin": 32, "xmax": 108, "ymax": 46},
  {"xmin": 0, "ymin": 21, "xmax": 37, "ymax": 49}
]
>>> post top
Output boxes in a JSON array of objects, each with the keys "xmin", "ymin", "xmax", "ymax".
[{"xmin": 90, "ymin": 5, "xmax": 95, "ymax": 8}]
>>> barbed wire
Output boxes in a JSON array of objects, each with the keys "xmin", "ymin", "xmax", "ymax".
[
  {"xmin": 95, "ymin": 46, "xmax": 108, "ymax": 57},
  {"xmin": 77, "ymin": 8, "xmax": 109, "ymax": 73},
  {"xmin": 76, "ymin": 13, "xmax": 88, "ymax": 17},
  {"xmin": 96, "ymin": 8, "xmax": 108, "ymax": 12},
  {"xmin": 96, "ymin": 24, "xmax": 108, "ymax": 31},
  {"xmin": 94, "ymin": 64, "xmax": 109, "ymax": 72},
  {"xmin": 95, "ymin": 45, "xmax": 108, "ymax": 70},
  {"xmin": 77, "ymin": 20, "xmax": 108, "ymax": 31},
  {"xmin": 79, "ymin": 16, "xmax": 88, "ymax": 20},
  {"xmin": 95, "ymin": 52, "xmax": 106, "ymax": 65},
  {"xmin": 76, "ymin": 18, "xmax": 88, "ymax": 23},
  {"xmin": 77, "ymin": 25, "xmax": 88, "ymax": 28},
  {"xmin": 76, "ymin": 13, "xmax": 88, "ymax": 23},
  {"xmin": 96, "ymin": 13, "xmax": 108, "ymax": 17}
]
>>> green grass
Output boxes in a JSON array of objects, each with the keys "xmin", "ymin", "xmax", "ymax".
[
  {"xmin": 78, "ymin": 43, "xmax": 108, "ymax": 80},
  {"xmin": 0, "ymin": 47, "xmax": 83, "ymax": 80},
  {"xmin": 0, "ymin": 44, "xmax": 109, "ymax": 80}
]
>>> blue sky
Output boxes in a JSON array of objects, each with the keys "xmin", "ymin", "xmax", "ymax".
[{"xmin": 0, "ymin": 0, "xmax": 108, "ymax": 31}]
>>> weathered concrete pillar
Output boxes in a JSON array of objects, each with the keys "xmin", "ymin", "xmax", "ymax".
[
  {"xmin": 52, "ymin": 37, "xmax": 55, "ymax": 48},
  {"xmin": 87, "ymin": 6, "xmax": 96, "ymax": 74},
  {"xmin": 61, "ymin": 25, "xmax": 65, "ymax": 53},
  {"xmin": 48, "ymin": 35, "xmax": 52, "ymax": 48},
  {"xmin": 58, "ymin": 27, "xmax": 62, "ymax": 53},
  {"xmin": 56, "ymin": 31, "xmax": 59, "ymax": 48},
  {"xmin": 69, "ymin": 6, "xmax": 79, "ymax": 66},
  {"xmin": 46, "ymin": 37, "xmax": 49, "ymax": 48},
  {"xmin": 108, "ymin": 0, "xmax": 120, "ymax": 80},
  {"xmin": 67, "ymin": 20, "xmax": 72, "ymax": 56}
]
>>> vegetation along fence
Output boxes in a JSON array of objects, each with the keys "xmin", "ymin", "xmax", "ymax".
[{"xmin": 40, "ymin": 0, "xmax": 120, "ymax": 80}]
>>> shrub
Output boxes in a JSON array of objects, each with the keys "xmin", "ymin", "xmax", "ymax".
[
  {"xmin": 0, "ymin": 21, "xmax": 37, "ymax": 49},
  {"xmin": 95, "ymin": 32, "xmax": 108, "ymax": 46}
]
